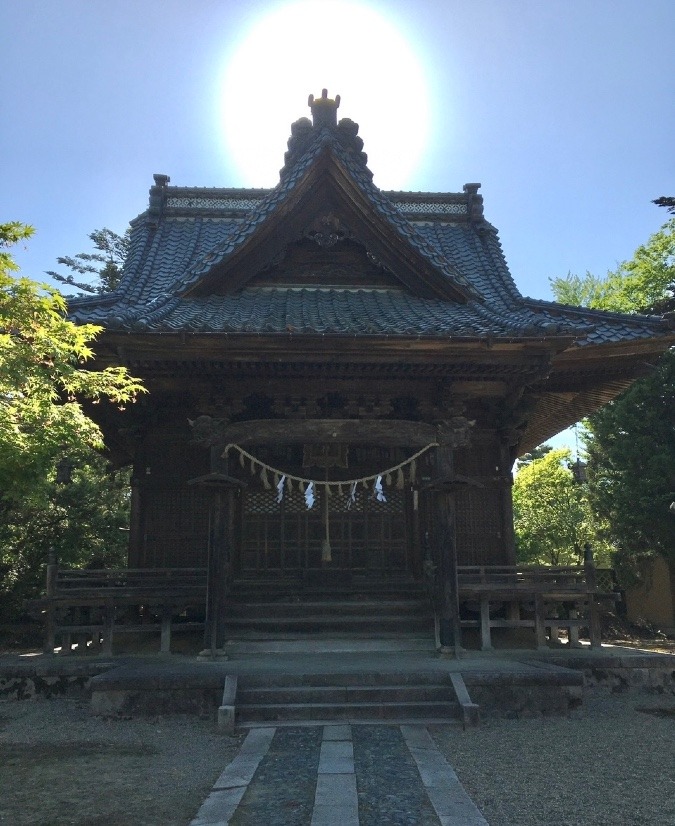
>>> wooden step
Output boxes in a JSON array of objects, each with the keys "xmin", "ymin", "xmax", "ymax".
[
  {"xmin": 225, "ymin": 615, "xmax": 433, "ymax": 634},
  {"xmin": 226, "ymin": 599, "xmax": 430, "ymax": 618}
]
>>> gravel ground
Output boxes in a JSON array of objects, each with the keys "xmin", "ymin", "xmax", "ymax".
[
  {"xmin": 1, "ymin": 687, "xmax": 674, "ymax": 826},
  {"xmin": 0, "ymin": 698, "xmax": 244, "ymax": 826},
  {"xmin": 431, "ymin": 687, "xmax": 675, "ymax": 826}
]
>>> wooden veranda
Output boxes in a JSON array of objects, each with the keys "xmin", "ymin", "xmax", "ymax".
[{"xmin": 32, "ymin": 556, "xmax": 617, "ymax": 657}]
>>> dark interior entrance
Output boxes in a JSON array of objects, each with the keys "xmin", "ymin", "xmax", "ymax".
[{"xmin": 238, "ymin": 485, "xmax": 410, "ymax": 579}]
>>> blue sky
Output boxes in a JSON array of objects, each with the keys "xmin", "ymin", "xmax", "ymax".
[
  {"xmin": 3, "ymin": 0, "xmax": 673, "ymax": 296},
  {"xmin": 1, "ymin": 0, "xmax": 673, "ymax": 449}
]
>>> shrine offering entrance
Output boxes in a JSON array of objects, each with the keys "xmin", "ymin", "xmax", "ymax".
[
  {"xmin": 239, "ymin": 486, "xmax": 409, "ymax": 578},
  {"xmin": 229, "ymin": 442, "xmax": 427, "ymax": 582}
]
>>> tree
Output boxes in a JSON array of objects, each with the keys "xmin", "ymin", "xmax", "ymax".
[
  {"xmin": 1, "ymin": 223, "xmax": 144, "ymax": 615},
  {"xmin": 517, "ymin": 443, "xmax": 553, "ymax": 468},
  {"xmin": 583, "ymin": 353, "xmax": 675, "ymax": 577},
  {"xmin": 47, "ymin": 227, "xmax": 130, "ymax": 294},
  {"xmin": 550, "ymin": 216, "xmax": 675, "ymax": 580},
  {"xmin": 513, "ymin": 448, "xmax": 612, "ymax": 566},
  {"xmin": 550, "ymin": 218, "xmax": 675, "ymax": 315},
  {"xmin": 0, "ymin": 451, "xmax": 131, "ymax": 618},
  {"xmin": 1, "ymin": 223, "xmax": 143, "ymax": 499},
  {"xmin": 653, "ymin": 196, "xmax": 675, "ymax": 215}
]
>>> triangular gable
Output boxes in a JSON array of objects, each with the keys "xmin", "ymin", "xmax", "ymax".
[
  {"xmin": 178, "ymin": 114, "xmax": 476, "ymax": 303},
  {"xmin": 248, "ymin": 235, "xmax": 404, "ymax": 291}
]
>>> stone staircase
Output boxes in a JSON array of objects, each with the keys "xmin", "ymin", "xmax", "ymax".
[
  {"xmin": 212, "ymin": 578, "xmax": 464, "ymax": 725},
  {"xmin": 234, "ymin": 671, "xmax": 459, "ymax": 725}
]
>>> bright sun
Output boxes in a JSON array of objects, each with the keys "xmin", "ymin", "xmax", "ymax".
[{"xmin": 221, "ymin": 1, "xmax": 430, "ymax": 189}]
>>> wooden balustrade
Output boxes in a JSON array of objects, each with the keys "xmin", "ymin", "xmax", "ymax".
[
  {"xmin": 454, "ymin": 564, "xmax": 617, "ymax": 650},
  {"xmin": 31, "ymin": 560, "xmax": 618, "ymax": 655},
  {"xmin": 31, "ymin": 566, "xmax": 208, "ymax": 656}
]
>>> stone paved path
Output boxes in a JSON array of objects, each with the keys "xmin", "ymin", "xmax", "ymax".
[{"xmin": 190, "ymin": 724, "xmax": 488, "ymax": 826}]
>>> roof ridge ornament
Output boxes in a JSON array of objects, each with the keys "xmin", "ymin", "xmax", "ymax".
[
  {"xmin": 282, "ymin": 92, "xmax": 368, "ymax": 178},
  {"xmin": 308, "ymin": 88, "xmax": 341, "ymax": 127}
]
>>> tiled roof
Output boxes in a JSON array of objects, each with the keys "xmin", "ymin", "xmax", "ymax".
[
  {"xmin": 69, "ymin": 117, "xmax": 671, "ymax": 349},
  {"xmin": 79, "ymin": 287, "xmax": 567, "ymax": 337}
]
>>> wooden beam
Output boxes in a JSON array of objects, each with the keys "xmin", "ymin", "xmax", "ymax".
[{"xmin": 219, "ymin": 418, "xmax": 439, "ymax": 447}]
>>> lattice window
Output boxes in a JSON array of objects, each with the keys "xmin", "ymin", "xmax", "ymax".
[
  {"xmin": 329, "ymin": 488, "xmax": 404, "ymax": 514},
  {"xmin": 166, "ymin": 196, "xmax": 264, "ymax": 210},
  {"xmin": 455, "ymin": 487, "xmax": 504, "ymax": 566},
  {"xmin": 392, "ymin": 201, "xmax": 467, "ymax": 215},
  {"xmin": 142, "ymin": 485, "xmax": 210, "ymax": 568}
]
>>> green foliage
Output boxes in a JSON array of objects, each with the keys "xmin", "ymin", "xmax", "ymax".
[
  {"xmin": 517, "ymin": 443, "xmax": 553, "ymax": 468},
  {"xmin": 513, "ymin": 448, "xmax": 613, "ymax": 566},
  {"xmin": 0, "ymin": 451, "xmax": 131, "ymax": 619},
  {"xmin": 550, "ymin": 218, "xmax": 675, "ymax": 314},
  {"xmin": 550, "ymin": 216, "xmax": 675, "ymax": 582},
  {"xmin": 0, "ymin": 223, "xmax": 144, "ymax": 616},
  {"xmin": 1, "ymin": 223, "xmax": 144, "ymax": 501},
  {"xmin": 47, "ymin": 227, "xmax": 130, "ymax": 294},
  {"xmin": 583, "ymin": 353, "xmax": 675, "ymax": 576}
]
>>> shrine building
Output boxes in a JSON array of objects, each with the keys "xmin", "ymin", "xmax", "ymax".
[{"xmin": 66, "ymin": 92, "xmax": 673, "ymax": 651}]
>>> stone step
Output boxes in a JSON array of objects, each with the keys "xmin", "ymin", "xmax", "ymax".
[
  {"xmin": 237, "ymin": 700, "xmax": 459, "ymax": 723},
  {"xmin": 223, "ymin": 636, "xmax": 436, "ymax": 654},
  {"xmin": 238, "ymin": 684, "xmax": 452, "ymax": 704},
  {"xmin": 233, "ymin": 669, "xmax": 458, "ymax": 724},
  {"xmin": 238, "ymin": 671, "xmax": 450, "ymax": 688}
]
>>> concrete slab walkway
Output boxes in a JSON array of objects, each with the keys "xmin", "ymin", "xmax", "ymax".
[{"xmin": 189, "ymin": 723, "xmax": 488, "ymax": 826}]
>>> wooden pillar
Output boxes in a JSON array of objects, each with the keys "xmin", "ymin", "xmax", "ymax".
[
  {"xmin": 429, "ymin": 443, "xmax": 462, "ymax": 655},
  {"xmin": 498, "ymin": 440, "xmax": 517, "ymax": 565},
  {"xmin": 208, "ymin": 485, "xmax": 227, "ymax": 653},
  {"xmin": 480, "ymin": 595, "xmax": 492, "ymax": 650},
  {"xmin": 127, "ymin": 476, "xmax": 143, "ymax": 568},
  {"xmin": 584, "ymin": 543, "xmax": 601, "ymax": 648},
  {"xmin": 43, "ymin": 549, "xmax": 58, "ymax": 656},
  {"xmin": 160, "ymin": 605, "xmax": 172, "ymax": 654},
  {"xmin": 569, "ymin": 607, "xmax": 581, "ymax": 647},
  {"xmin": 101, "ymin": 600, "xmax": 114, "ymax": 656},
  {"xmin": 188, "ymin": 470, "xmax": 245, "ymax": 656},
  {"xmin": 534, "ymin": 592, "xmax": 547, "ymax": 649}
]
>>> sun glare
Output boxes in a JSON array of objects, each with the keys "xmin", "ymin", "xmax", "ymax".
[{"xmin": 221, "ymin": 1, "xmax": 430, "ymax": 189}]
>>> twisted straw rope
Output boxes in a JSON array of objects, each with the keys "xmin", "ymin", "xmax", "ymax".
[{"xmin": 223, "ymin": 442, "xmax": 439, "ymax": 491}]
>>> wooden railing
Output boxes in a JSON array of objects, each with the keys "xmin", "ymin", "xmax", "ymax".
[
  {"xmin": 49, "ymin": 567, "xmax": 208, "ymax": 594},
  {"xmin": 458, "ymin": 565, "xmax": 615, "ymax": 589},
  {"xmin": 31, "ymin": 561, "xmax": 619, "ymax": 655},
  {"xmin": 451, "ymin": 564, "xmax": 618, "ymax": 650},
  {"xmin": 31, "ymin": 565, "xmax": 208, "ymax": 656}
]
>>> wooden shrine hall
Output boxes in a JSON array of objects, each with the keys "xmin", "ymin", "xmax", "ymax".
[{"xmin": 50, "ymin": 91, "xmax": 674, "ymax": 656}]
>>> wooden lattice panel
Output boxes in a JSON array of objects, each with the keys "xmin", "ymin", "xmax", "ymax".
[
  {"xmin": 454, "ymin": 486, "xmax": 505, "ymax": 566},
  {"xmin": 240, "ymin": 487, "xmax": 409, "ymax": 575},
  {"xmin": 142, "ymin": 484, "xmax": 210, "ymax": 568}
]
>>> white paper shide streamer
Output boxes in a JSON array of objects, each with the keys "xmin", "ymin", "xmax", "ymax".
[
  {"xmin": 223, "ymin": 441, "xmax": 438, "ymax": 512},
  {"xmin": 304, "ymin": 481, "xmax": 315, "ymax": 509},
  {"xmin": 374, "ymin": 475, "xmax": 386, "ymax": 502}
]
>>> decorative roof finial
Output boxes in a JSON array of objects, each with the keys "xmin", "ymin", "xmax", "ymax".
[{"xmin": 308, "ymin": 89, "xmax": 341, "ymax": 128}]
